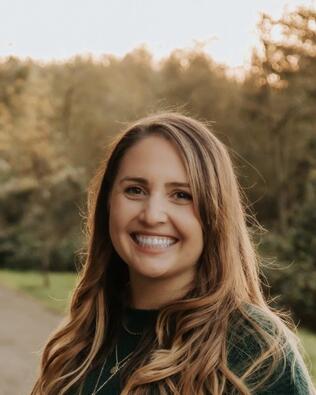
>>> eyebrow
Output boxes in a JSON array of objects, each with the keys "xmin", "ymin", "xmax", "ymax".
[{"xmin": 119, "ymin": 176, "xmax": 190, "ymax": 188}]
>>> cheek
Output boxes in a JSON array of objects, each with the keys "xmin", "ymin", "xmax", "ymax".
[
  {"xmin": 175, "ymin": 211, "xmax": 203, "ymax": 254},
  {"xmin": 109, "ymin": 195, "xmax": 138, "ymax": 232},
  {"xmin": 179, "ymin": 208, "xmax": 202, "ymax": 236}
]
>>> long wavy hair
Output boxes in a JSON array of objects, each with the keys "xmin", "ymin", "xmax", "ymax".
[{"xmin": 30, "ymin": 112, "xmax": 311, "ymax": 395}]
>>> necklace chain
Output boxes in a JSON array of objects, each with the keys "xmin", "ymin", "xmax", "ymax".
[
  {"xmin": 91, "ymin": 344, "xmax": 133, "ymax": 395},
  {"xmin": 122, "ymin": 317, "xmax": 143, "ymax": 336},
  {"xmin": 91, "ymin": 314, "xmax": 143, "ymax": 394}
]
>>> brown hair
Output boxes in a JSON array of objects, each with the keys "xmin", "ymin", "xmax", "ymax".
[{"xmin": 30, "ymin": 112, "xmax": 311, "ymax": 394}]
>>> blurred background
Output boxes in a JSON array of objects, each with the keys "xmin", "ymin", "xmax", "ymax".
[{"xmin": 0, "ymin": 0, "xmax": 315, "ymax": 391}]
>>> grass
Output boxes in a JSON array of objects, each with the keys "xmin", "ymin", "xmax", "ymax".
[
  {"xmin": 0, "ymin": 269, "xmax": 77, "ymax": 313},
  {"xmin": 0, "ymin": 269, "xmax": 315, "ymax": 384},
  {"xmin": 299, "ymin": 328, "xmax": 316, "ymax": 384}
]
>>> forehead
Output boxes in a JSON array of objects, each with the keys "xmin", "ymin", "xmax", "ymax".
[{"xmin": 116, "ymin": 135, "xmax": 188, "ymax": 181}]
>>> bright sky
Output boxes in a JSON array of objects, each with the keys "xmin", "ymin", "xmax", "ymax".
[{"xmin": 0, "ymin": 0, "xmax": 315, "ymax": 69}]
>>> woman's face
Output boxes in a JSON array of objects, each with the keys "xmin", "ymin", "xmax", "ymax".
[{"xmin": 108, "ymin": 135, "xmax": 203, "ymax": 286}]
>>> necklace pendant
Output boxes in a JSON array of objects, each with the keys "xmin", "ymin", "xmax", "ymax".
[{"xmin": 110, "ymin": 365, "xmax": 119, "ymax": 374}]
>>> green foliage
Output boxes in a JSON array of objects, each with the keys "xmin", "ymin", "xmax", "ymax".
[
  {"xmin": 261, "ymin": 195, "xmax": 316, "ymax": 329},
  {"xmin": 240, "ymin": 7, "xmax": 316, "ymax": 233},
  {"xmin": 0, "ymin": 168, "xmax": 85, "ymax": 271},
  {"xmin": 299, "ymin": 328, "xmax": 316, "ymax": 384},
  {"xmin": 0, "ymin": 6, "xmax": 315, "ymax": 325},
  {"xmin": 0, "ymin": 269, "xmax": 77, "ymax": 313}
]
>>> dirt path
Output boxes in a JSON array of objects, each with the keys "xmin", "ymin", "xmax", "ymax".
[{"xmin": 0, "ymin": 285, "xmax": 63, "ymax": 395}]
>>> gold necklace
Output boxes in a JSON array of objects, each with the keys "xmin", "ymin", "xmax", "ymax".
[
  {"xmin": 122, "ymin": 316, "xmax": 143, "ymax": 336},
  {"xmin": 92, "ymin": 344, "xmax": 133, "ymax": 395}
]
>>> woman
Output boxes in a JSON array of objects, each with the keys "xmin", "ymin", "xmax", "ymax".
[{"xmin": 31, "ymin": 113, "xmax": 314, "ymax": 394}]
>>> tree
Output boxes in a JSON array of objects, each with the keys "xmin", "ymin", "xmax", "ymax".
[{"xmin": 241, "ymin": 6, "xmax": 316, "ymax": 233}]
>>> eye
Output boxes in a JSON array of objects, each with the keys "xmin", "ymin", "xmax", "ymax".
[
  {"xmin": 124, "ymin": 186, "xmax": 145, "ymax": 196},
  {"xmin": 173, "ymin": 191, "xmax": 192, "ymax": 201}
]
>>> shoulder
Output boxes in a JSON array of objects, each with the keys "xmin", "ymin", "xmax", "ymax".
[
  {"xmin": 227, "ymin": 304, "xmax": 279, "ymax": 361},
  {"xmin": 227, "ymin": 304, "xmax": 276, "ymax": 379},
  {"xmin": 227, "ymin": 304, "xmax": 314, "ymax": 394}
]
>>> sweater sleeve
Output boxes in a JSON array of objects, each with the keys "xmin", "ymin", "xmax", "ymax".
[
  {"xmin": 227, "ymin": 306, "xmax": 314, "ymax": 395},
  {"xmin": 255, "ymin": 348, "xmax": 313, "ymax": 395}
]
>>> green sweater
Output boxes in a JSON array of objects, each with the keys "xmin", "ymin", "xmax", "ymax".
[{"xmin": 69, "ymin": 306, "xmax": 312, "ymax": 394}]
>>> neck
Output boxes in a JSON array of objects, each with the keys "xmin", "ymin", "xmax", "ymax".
[{"xmin": 127, "ymin": 271, "xmax": 194, "ymax": 309}]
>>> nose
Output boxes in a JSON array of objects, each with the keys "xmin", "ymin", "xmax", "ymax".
[{"xmin": 138, "ymin": 194, "xmax": 168, "ymax": 225}]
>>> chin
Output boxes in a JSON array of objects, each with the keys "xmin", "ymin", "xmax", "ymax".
[{"xmin": 130, "ymin": 265, "xmax": 172, "ymax": 280}]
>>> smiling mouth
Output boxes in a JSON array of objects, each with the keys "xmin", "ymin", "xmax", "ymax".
[{"xmin": 130, "ymin": 233, "xmax": 178, "ymax": 250}]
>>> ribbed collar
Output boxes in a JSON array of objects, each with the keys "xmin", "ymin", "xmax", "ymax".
[{"xmin": 122, "ymin": 306, "xmax": 160, "ymax": 333}]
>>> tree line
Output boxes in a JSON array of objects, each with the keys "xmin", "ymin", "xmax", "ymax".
[{"xmin": 0, "ymin": 6, "xmax": 315, "ymax": 328}]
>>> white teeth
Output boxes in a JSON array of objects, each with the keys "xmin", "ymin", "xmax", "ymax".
[{"xmin": 133, "ymin": 234, "xmax": 177, "ymax": 248}]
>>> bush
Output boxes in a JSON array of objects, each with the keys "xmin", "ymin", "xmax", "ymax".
[
  {"xmin": 261, "ymin": 200, "xmax": 316, "ymax": 330},
  {"xmin": 0, "ymin": 169, "xmax": 85, "ymax": 272}
]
